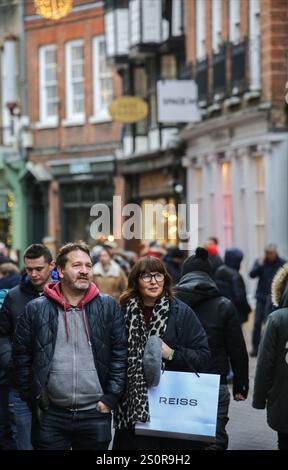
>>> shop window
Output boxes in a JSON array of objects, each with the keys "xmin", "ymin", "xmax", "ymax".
[{"xmin": 141, "ymin": 197, "xmax": 177, "ymax": 246}]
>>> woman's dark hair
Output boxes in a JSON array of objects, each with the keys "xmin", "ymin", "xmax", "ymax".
[{"xmin": 120, "ymin": 256, "xmax": 173, "ymax": 307}]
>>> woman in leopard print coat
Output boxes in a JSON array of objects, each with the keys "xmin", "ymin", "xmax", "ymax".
[{"xmin": 113, "ymin": 256, "xmax": 210, "ymax": 450}]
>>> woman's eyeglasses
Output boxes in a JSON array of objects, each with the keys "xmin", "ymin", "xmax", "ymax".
[{"xmin": 140, "ymin": 272, "xmax": 165, "ymax": 283}]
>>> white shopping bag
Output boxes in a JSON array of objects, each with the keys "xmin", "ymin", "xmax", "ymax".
[{"xmin": 135, "ymin": 371, "xmax": 220, "ymax": 442}]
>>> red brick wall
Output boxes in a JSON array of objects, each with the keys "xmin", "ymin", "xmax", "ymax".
[{"xmin": 261, "ymin": 0, "xmax": 288, "ymax": 124}]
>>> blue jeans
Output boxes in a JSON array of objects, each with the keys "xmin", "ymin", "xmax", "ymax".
[
  {"xmin": 32, "ymin": 405, "xmax": 112, "ymax": 450},
  {"xmin": 0, "ymin": 385, "xmax": 17, "ymax": 450},
  {"xmin": 12, "ymin": 389, "xmax": 33, "ymax": 450}
]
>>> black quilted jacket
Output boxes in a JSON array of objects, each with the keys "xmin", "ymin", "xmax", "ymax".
[
  {"xmin": 0, "ymin": 275, "xmax": 39, "ymax": 386},
  {"xmin": 12, "ymin": 293, "xmax": 128, "ymax": 409}
]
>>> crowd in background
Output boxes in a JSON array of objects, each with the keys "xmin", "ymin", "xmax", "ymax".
[{"xmin": 0, "ymin": 236, "xmax": 287, "ymax": 451}]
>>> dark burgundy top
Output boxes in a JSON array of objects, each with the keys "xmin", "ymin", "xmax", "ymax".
[{"xmin": 143, "ymin": 306, "xmax": 153, "ymax": 328}]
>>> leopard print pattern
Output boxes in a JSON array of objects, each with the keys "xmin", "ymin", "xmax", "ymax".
[{"xmin": 114, "ymin": 295, "xmax": 170, "ymax": 429}]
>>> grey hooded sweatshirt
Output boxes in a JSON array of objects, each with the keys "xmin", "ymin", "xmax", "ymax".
[{"xmin": 45, "ymin": 282, "xmax": 103, "ymax": 410}]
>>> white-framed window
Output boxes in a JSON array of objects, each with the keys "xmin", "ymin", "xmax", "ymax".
[
  {"xmin": 196, "ymin": 0, "xmax": 206, "ymax": 60},
  {"xmin": 65, "ymin": 40, "xmax": 85, "ymax": 123},
  {"xmin": 229, "ymin": 0, "xmax": 240, "ymax": 44},
  {"xmin": 212, "ymin": 0, "xmax": 222, "ymax": 53},
  {"xmin": 39, "ymin": 44, "xmax": 58, "ymax": 125},
  {"xmin": 91, "ymin": 36, "xmax": 113, "ymax": 122}
]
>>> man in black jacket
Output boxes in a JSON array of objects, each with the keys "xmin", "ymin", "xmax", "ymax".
[
  {"xmin": 174, "ymin": 247, "xmax": 249, "ymax": 450},
  {"xmin": 249, "ymin": 244, "xmax": 286, "ymax": 357},
  {"xmin": 13, "ymin": 242, "xmax": 127, "ymax": 450},
  {"xmin": 0, "ymin": 243, "xmax": 54, "ymax": 450}
]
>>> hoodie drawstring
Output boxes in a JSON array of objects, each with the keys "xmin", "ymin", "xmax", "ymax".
[
  {"xmin": 63, "ymin": 302, "xmax": 91, "ymax": 346},
  {"xmin": 81, "ymin": 303, "xmax": 91, "ymax": 346},
  {"xmin": 63, "ymin": 303, "xmax": 70, "ymax": 342}
]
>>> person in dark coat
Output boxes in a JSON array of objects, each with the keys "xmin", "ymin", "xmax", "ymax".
[
  {"xmin": 206, "ymin": 237, "xmax": 223, "ymax": 275},
  {"xmin": 253, "ymin": 263, "xmax": 288, "ymax": 450},
  {"xmin": 174, "ymin": 247, "xmax": 249, "ymax": 450},
  {"xmin": 113, "ymin": 256, "xmax": 210, "ymax": 451},
  {"xmin": 249, "ymin": 244, "xmax": 286, "ymax": 357},
  {"xmin": 0, "ymin": 244, "xmax": 54, "ymax": 450},
  {"xmin": 0, "ymin": 263, "xmax": 21, "ymax": 290},
  {"xmin": 163, "ymin": 246, "xmax": 185, "ymax": 285},
  {"xmin": 0, "ymin": 263, "xmax": 20, "ymax": 449},
  {"xmin": 12, "ymin": 242, "xmax": 127, "ymax": 451},
  {"xmin": 215, "ymin": 248, "xmax": 251, "ymax": 325},
  {"xmin": 0, "ymin": 242, "xmax": 17, "ymax": 266}
]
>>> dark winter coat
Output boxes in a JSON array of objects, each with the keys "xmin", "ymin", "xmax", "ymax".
[
  {"xmin": 208, "ymin": 254, "xmax": 223, "ymax": 275},
  {"xmin": 250, "ymin": 256, "xmax": 286, "ymax": 303},
  {"xmin": 163, "ymin": 297, "xmax": 210, "ymax": 373},
  {"xmin": 215, "ymin": 249, "xmax": 251, "ymax": 324},
  {"xmin": 12, "ymin": 288, "xmax": 128, "ymax": 410},
  {"xmin": 252, "ymin": 264, "xmax": 288, "ymax": 433},
  {"xmin": 163, "ymin": 254, "xmax": 182, "ymax": 285},
  {"xmin": 0, "ymin": 274, "xmax": 40, "ymax": 386},
  {"xmin": 0, "ymin": 273, "xmax": 21, "ymax": 290},
  {"xmin": 174, "ymin": 272, "xmax": 249, "ymax": 397}
]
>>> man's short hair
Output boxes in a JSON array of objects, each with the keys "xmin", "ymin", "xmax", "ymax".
[
  {"xmin": 23, "ymin": 244, "xmax": 53, "ymax": 264},
  {"xmin": 56, "ymin": 241, "xmax": 91, "ymax": 269},
  {"xmin": 209, "ymin": 237, "xmax": 218, "ymax": 245}
]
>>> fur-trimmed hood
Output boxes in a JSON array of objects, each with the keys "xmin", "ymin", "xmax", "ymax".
[{"xmin": 271, "ymin": 263, "xmax": 288, "ymax": 308}]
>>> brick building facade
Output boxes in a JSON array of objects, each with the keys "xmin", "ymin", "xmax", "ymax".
[{"xmin": 24, "ymin": 0, "xmax": 122, "ymax": 250}]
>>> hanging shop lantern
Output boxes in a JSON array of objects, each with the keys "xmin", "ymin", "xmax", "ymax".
[{"xmin": 34, "ymin": 0, "xmax": 73, "ymax": 21}]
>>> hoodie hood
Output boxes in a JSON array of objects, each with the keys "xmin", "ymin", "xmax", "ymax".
[
  {"xmin": 44, "ymin": 281, "xmax": 99, "ymax": 308},
  {"xmin": 271, "ymin": 263, "xmax": 288, "ymax": 308},
  {"xmin": 224, "ymin": 248, "xmax": 243, "ymax": 271},
  {"xmin": 44, "ymin": 281, "xmax": 100, "ymax": 344},
  {"xmin": 175, "ymin": 271, "xmax": 220, "ymax": 305},
  {"xmin": 19, "ymin": 272, "xmax": 40, "ymax": 295}
]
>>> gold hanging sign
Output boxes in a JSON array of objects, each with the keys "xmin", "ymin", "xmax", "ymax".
[
  {"xmin": 34, "ymin": 0, "xmax": 73, "ymax": 20},
  {"xmin": 108, "ymin": 96, "xmax": 148, "ymax": 123}
]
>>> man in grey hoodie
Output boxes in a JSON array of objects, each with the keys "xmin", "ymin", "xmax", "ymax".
[{"xmin": 13, "ymin": 242, "xmax": 127, "ymax": 450}]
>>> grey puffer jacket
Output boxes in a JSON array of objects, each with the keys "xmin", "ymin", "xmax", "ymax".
[{"xmin": 252, "ymin": 263, "xmax": 288, "ymax": 433}]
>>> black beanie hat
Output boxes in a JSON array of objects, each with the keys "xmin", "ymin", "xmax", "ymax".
[{"xmin": 181, "ymin": 247, "xmax": 213, "ymax": 276}]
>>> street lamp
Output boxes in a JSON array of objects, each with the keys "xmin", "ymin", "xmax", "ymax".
[{"xmin": 34, "ymin": 0, "xmax": 73, "ymax": 20}]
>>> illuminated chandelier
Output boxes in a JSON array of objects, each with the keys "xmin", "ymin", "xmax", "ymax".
[{"xmin": 34, "ymin": 0, "xmax": 73, "ymax": 20}]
